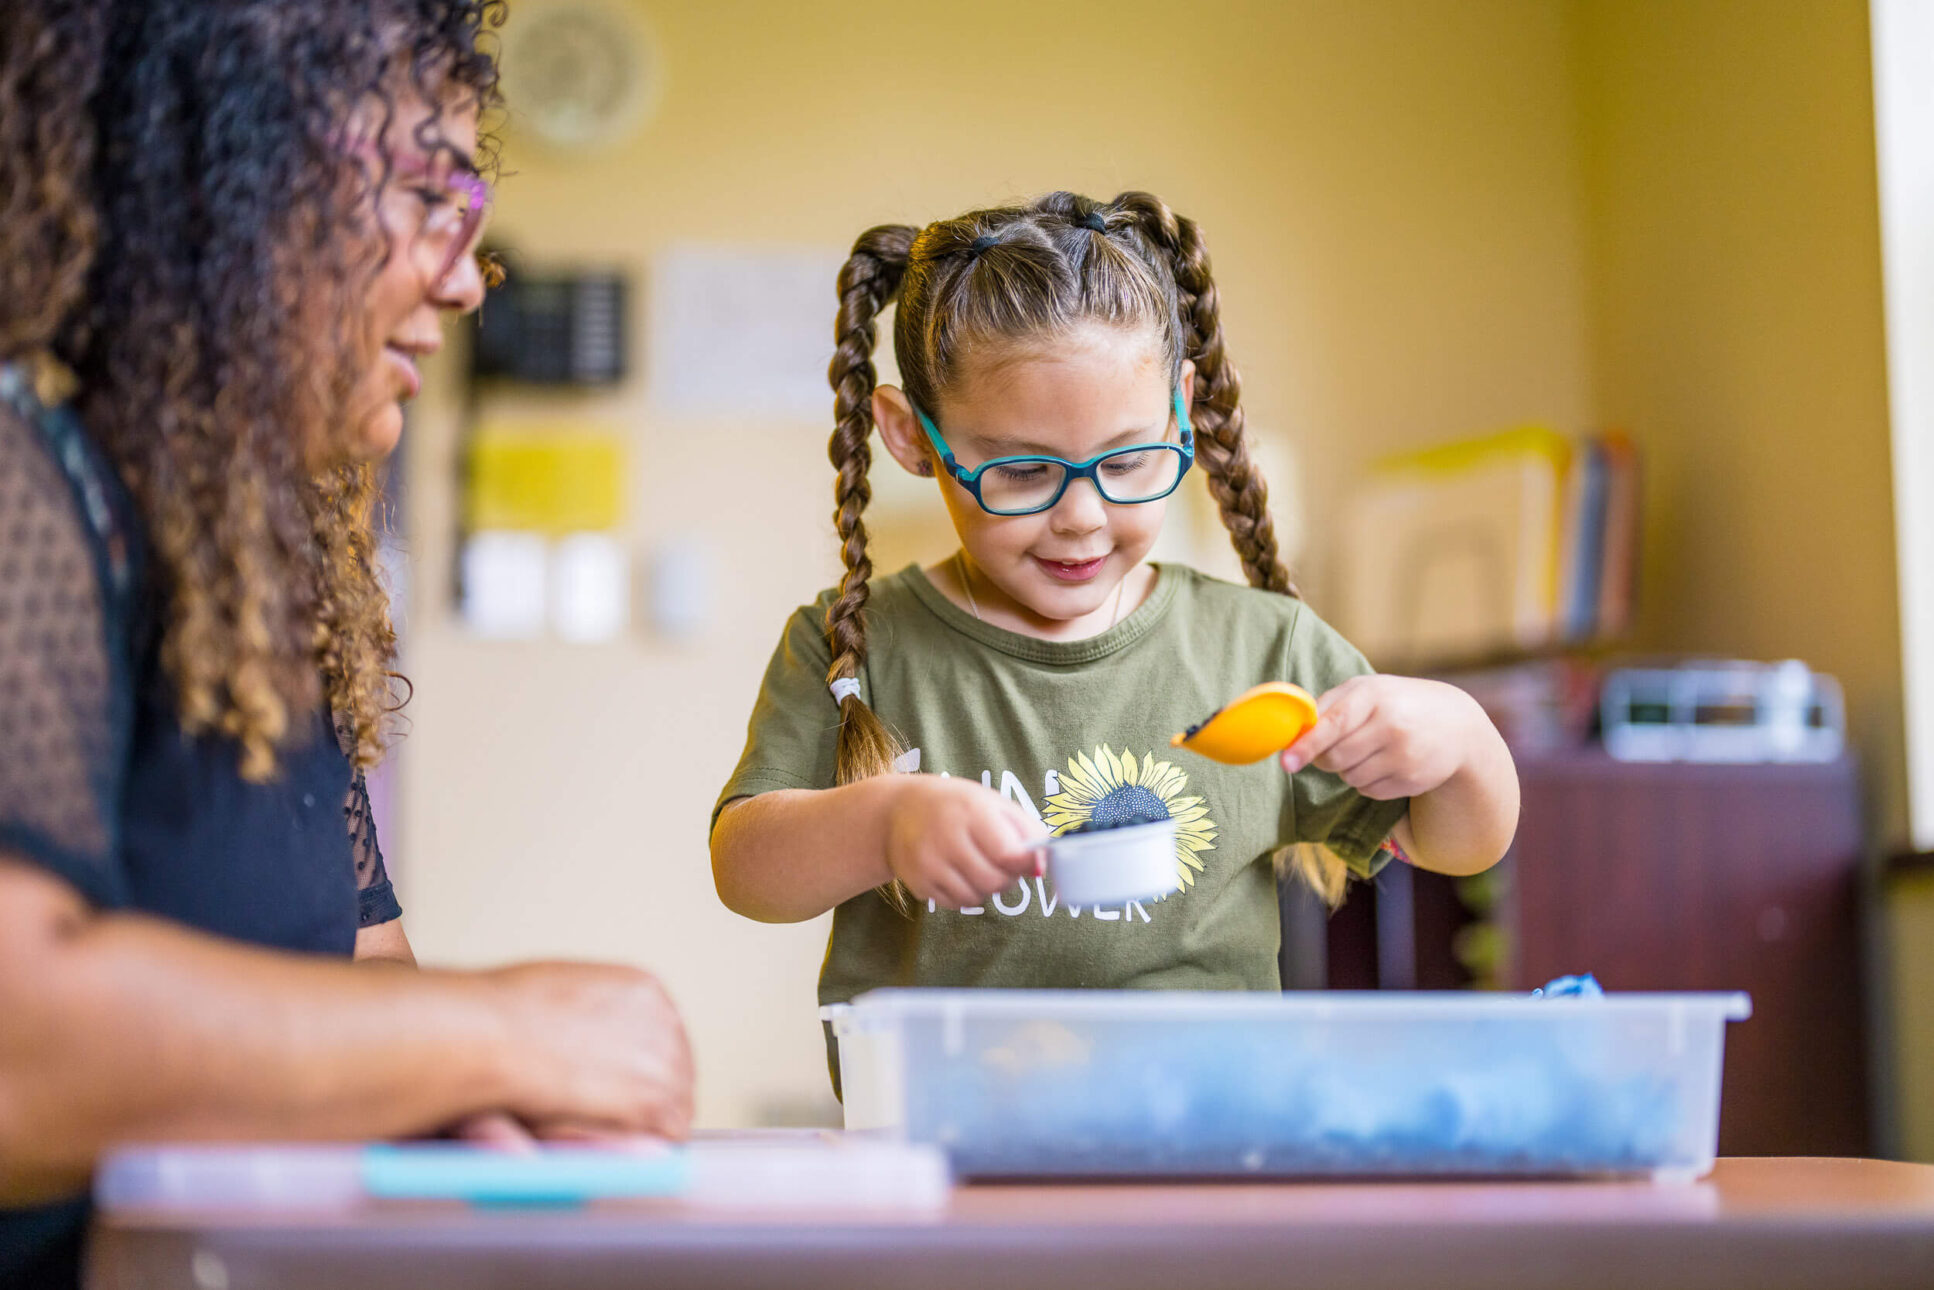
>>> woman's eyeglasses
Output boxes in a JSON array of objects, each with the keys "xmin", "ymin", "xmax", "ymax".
[
  {"xmin": 345, "ymin": 139, "xmax": 493, "ymax": 286},
  {"xmin": 915, "ymin": 388, "xmax": 1196, "ymax": 517},
  {"xmin": 413, "ymin": 167, "xmax": 492, "ymax": 286}
]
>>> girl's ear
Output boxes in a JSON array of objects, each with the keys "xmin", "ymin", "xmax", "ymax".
[
  {"xmin": 1179, "ymin": 358, "xmax": 1197, "ymax": 420},
  {"xmin": 873, "ymin": 385, "xmax": 936, "ymax": 478}
]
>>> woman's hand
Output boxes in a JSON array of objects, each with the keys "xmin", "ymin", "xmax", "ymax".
[
  {"xmin": 450, "ymin": 1110, "xmax": 537, "ymax": 1149},
  {"xmin": 491, "ymin": 962, "xmax": 696, "ymax": 1141},
  {"xmin": 1279, "ymin": 675, "xmax": 1485, "ymax": 799},
  {"xmin": 883, "ymin": 775, "xmax": 1046, "ymax": 909}
]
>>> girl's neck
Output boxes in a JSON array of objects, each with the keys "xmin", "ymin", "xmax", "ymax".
[{"xmin": 931, "ymin": 553, "xmax": 1157, "ymax": 642}]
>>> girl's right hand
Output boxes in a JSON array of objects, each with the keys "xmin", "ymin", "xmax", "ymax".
[
  {"xmin": 488, "ymin": 962, "xmax": 696, "ymax": 1141},
  {"xmin": 883, "ymin": 775, "xmax": 1047, "ymax": 909}
]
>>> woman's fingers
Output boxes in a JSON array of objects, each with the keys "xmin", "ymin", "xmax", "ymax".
[
  {"xmin": 526, "ymin": 1124, "xmax": 677, "ymax": 1149},
  {"xmin": 451, "ymin": 1112, "xmax": 538, "ymax": 1151}
]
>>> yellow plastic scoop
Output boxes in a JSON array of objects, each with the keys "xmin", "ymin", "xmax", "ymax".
[{"xmin": 1170, "ymin": 682, "xmax": 1320, "ymax": 765}]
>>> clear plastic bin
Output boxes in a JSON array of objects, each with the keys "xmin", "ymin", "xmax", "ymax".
[{"xmin": 822, "ymin": 989, "xmax": 1751, "ymax": 1181}]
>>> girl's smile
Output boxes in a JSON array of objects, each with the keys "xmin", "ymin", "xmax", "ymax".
[
  {"xmin": 874, "ymin": 320, "xmax": 1194, "ymax": 641},
  {"xmin": 1036, "ymin": 555, "xmax": 1108, "ymax": 582}
]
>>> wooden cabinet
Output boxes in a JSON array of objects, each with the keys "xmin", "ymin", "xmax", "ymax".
[{"xmin": 1292, "ymin": 752, "xmax": 1870, "ymax": 1157}]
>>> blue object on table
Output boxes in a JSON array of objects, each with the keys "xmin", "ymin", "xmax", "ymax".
[
  {"xmin": 361, "ymin": 1144, "xmax": 691, "ymax": 1207},
  {"xmin": 1531, "ymin": 973, "xmax": 1604, "ymax": 998}
]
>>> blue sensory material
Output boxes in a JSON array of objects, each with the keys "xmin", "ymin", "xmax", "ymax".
[
  {"xmin": 1532, "ymin": 974, "xmax": 1605, "ymax": 998},
  {"xmin": 918, "ymin": 1021, "xmax": 1680, "ymax": 1177}
]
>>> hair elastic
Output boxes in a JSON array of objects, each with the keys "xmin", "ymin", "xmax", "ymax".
[
  {"xmin": 829, "ymin": 678, "xmax": 863, "ymax": 705},
  {"xmin": 1078, "ymin": 211, "xmax": 1108, "ymax": 233},
  {"xmin": 970, "ymin": 234, "xmax": 999, "ymax": 254}
]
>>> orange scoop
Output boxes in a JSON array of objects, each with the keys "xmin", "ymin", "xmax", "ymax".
[{"xmin": 1170, "ymin": 682, "xmax": 1320, "ymax": 765}]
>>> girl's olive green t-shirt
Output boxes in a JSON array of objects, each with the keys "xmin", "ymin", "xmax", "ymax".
[{"xmin": 715, "ymin": 563, "xmax": 1408, "ymax": 1010}]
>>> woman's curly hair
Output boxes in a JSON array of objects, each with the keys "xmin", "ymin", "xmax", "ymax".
[
  {"xmin": 1, "ymin": 0, "xmax": 503, "ymax": 780},
  {"xmin": 0, "ymin": 1, "xmax": 103, "ymax": 370}
]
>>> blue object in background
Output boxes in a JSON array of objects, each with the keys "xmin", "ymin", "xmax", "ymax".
[{"xmin": 1532, "ymin": 974, "xmax": 1605, "ymax": 998}]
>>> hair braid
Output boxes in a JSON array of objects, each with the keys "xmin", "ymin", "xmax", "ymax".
[
  {"xmin": 1113, "ymin": 192, "xmax": 1299, "ymax": 599},
  {"xmin": 1114, "ymin": 193, "xmax": 1354, "ymax": 903},
  {"xmin": 826, "ymin": 224, "xmax": 916, "ymax": 788}
]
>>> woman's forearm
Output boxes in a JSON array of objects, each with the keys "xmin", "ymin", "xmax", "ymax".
[
  {"xmin": 354, "ymin": 918, "xmax": 417, "ymax": 966},
  {"xmin": 711, "ymin": 780, "xmax": 899, "ymax": 923},
  {"xmin": 0, "ymin": 864, "xmax": 516, "ymax": 1202}
]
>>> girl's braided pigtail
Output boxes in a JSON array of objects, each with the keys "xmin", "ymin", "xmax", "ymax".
[
  {"xmin": 1118, "ymin": 193, "xmax": 1354, "ymax": 905},
  {"xmin": 1116, "ymin": 192, "xmax": 1299, "ymax": 598}
]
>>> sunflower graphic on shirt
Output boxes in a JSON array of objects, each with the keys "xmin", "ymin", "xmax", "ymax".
[{"xmin": 1042, "ymin": 745, "xmax": 1218, "ymax": 887}]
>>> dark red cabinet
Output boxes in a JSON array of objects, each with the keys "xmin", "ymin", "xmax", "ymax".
[{"xmin": 1298, "ymin": 752, "xmax": 1870, "ymax": 1157}]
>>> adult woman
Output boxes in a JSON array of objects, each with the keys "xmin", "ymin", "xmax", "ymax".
[{"xmin": 0, "ymin": 4, "xmax": 693, "ymax": 1284}]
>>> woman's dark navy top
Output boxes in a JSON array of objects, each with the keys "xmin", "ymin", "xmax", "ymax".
[{"xmin": 0, "ymin": 363, "xmax": 401, "ymax": 1288}]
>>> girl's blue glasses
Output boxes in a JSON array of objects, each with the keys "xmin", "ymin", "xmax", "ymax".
[{"xmin": 915, "ymin": 389, "xmax": 1196, "ymax": 517}]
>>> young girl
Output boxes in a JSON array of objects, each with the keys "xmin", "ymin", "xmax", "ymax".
[{"xmin": 711, "ymin": 191, "xmax": 1517, "ymax": 1027}]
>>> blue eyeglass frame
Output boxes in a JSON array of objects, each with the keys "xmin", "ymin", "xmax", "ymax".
[{"xmin": 915, "ymin": 388, "xmax": 1196, "ymax": 516}]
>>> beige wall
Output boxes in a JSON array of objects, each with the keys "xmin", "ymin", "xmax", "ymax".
[{"xmin": 398, "ymin": 0, "xmax": 1598, "ymax": 1126}]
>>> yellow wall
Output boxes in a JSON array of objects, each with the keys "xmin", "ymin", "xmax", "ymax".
[
  {"xmin": 399, "ymin": 0, "xmax": 1598, "ymax": 1126},
  {"xmin": 1568, "ymin": 0, "xmax": 1915, "ymax": 1155},
  {"xmin": 1888, "ymin": 872, "xmax": 1934, "ymax": 1157},
  {"xmin": 397, "ymin": 0, "xmax": 1915, "ymax": 1135},
  {"xmin": 1569, "ymin": 0, "xmax": 1906, "ymax": 845}
]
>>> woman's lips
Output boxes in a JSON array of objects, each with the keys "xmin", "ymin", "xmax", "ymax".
[
  {"xmin": 385, "ymin": 345, "xmax": 422, "ymax": 401},
  {"xmin": 1035, "ymin": 555, "xmax": 1108, "ymax": 582}
]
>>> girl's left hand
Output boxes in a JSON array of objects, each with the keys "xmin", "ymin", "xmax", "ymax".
[{"xmin": 1279, "ymin": 675, "xmax": 1483, "ymax": 801}]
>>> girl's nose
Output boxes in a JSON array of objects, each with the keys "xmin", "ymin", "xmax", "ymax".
[{"xmin": 1048, "ymin": 476, "xmax": 1108, "ymax": 534}]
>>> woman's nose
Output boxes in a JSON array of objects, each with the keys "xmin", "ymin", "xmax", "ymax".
[{"xmin": 433, "ymin": 250, "xmax": 487, "ymax": 316}]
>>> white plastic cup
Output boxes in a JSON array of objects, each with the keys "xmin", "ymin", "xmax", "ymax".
[{"xmin": 1045, "ymin": 817, "xmax": 1180, "ymax": 906}]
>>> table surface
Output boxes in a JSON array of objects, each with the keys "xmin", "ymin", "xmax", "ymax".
[{"xmin": 88, "ymin": 1156, "xmax": 1934, "ymax": 1290}]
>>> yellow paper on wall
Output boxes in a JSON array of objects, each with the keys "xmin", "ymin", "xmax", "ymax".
[{"xmin": 465, "ymin": 426, "xmax": 626, "ymax": 534}]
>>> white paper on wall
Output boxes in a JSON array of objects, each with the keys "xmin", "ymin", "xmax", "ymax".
[
  {"xmin": 461, "ymin": 531, "xmax": 549, "ymax": 640},
  {"xmin": 649, "ymin": 244, "xmax": 849, "ymax": 422},
  {"xmin": 551, "ymin": 533, "xmax": 630, "ymax": 643},
  {"xmin": 644, "ymin": 536, "xmax": 714, "ymax": 641}
]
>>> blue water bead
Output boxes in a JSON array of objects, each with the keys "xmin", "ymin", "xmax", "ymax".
[{"xmin": 1532, "ymin": 974, "xmax": 1605, "ymax": 998}]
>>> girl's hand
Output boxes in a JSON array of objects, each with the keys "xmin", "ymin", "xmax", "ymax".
[
  {"xmin": 884, "ymin": 775, "xmax": 1047, "ymax": 909},
  {"xmin": 1278, "ymin": 675, "xmax": 1485, "ymax": 800}
]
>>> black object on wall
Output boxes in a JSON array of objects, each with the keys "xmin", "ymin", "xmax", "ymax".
[{"xmin": 469, "ymin": 256, "xmax": 628, "ymax": 386}]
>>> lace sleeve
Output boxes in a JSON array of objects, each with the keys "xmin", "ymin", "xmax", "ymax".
[
  {"xmin": 345, "ymin": 769, "xmax": 401, "ymax": 927},
  {"xmin": 0, "ymin": 400, "xmax": 132, "ymax": 907}
]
